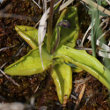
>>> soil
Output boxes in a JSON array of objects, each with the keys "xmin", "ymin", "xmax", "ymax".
[{"xmin": 0, "ymin": 0, "xmax": 110, "ymax": 110}]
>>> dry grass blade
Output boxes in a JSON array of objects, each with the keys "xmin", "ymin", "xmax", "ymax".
[
  {"xmin": 32, "ymin": 0, "xmax": 42, "ymax": 9},
  {"xmin": 79, "ymin": 23, "xmax": 92, "ymax": 47},
  {"xmin": 0, "ymin": 45, "xmax": 15, "ymax": 52},
  {"xmin": 42, "ymin": 0, "xmax": 47, "ymax": 12},
  {"xmin": 59, "ymin": 0, "xmax": 75, "ymax": 11},
  {"xmin": 82, "ymin": 0, "xmax": 110, "ymax": 16},
  {"xmin": 38, "ymin": 10, "xmax": 48, "ymax": 69},
  {"xmin": 105, "ymin": 0, "xmax": 110, "ymax": 5}
]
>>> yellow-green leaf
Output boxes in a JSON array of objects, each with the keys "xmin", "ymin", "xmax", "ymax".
[
  {"xmin": 54, "ymin": 45, "xmax": 110, "ymax": 90},
  {"xmin": 4, "ymin": 48, "xmax": 52, "ymax": 76},
  {"xmin": 51, "ymin": 63, "xmax": 72, "ymax": 104},
  {"xmin": 15, "ymin": 25, "xmax": 38, "ymax": 49}
]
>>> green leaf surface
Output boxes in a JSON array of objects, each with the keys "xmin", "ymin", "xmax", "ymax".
[
  {"xmin": 4, "ymin": 48, "xmax": 52, "ymax": 76},
  {"xmin": 15, "ymin": 25, "xmax": 38, "ymax": 49},
  {"xmin": 51, "ymin": 6, "xmax": 79, "ymax": 51},
  {"xmin": 54, "ymin": 45, "xmax": 110, "ymax": 90},
  {"xmin": 51, "ymin": 63, "xmax": 72, "ymax": 104}
]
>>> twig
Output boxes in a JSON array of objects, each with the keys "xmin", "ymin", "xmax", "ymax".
[
  {"xmin": 74, "ymin": 84, "xmax": 86, "ymax": 110},
  {"xmin": 0, "ymin": 62, "xmax": 7, "ymax": 69},
  {"xmin": 0, "ymin": 69, "xmax": 20, "ymax": 87},
  {"xmin": 0, "ymin": 63, "xmax": 8, "ymax": 77},
  {"xmin": 74, "ymin": 77, "xmax": 91, "ymax": 84},
  {"xmin": 74, "ymin": 77, "xmax": 91, "ymax": 93}
]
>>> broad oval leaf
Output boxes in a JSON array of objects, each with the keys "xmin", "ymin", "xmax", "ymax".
[
  {"xmin": 15, "ymin": 25, "xmax": 38, "ymax": 49},
  {"xmin": 51, "ymin": 63, "xmax": 72, "ymax": 104},
  {"xmin": 54, "ymin": 45, "xmax": 110, "ymax": 90},
  {"xmin": 4, "ymin": 48, "xmax": 52, "ymax": 76}
]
